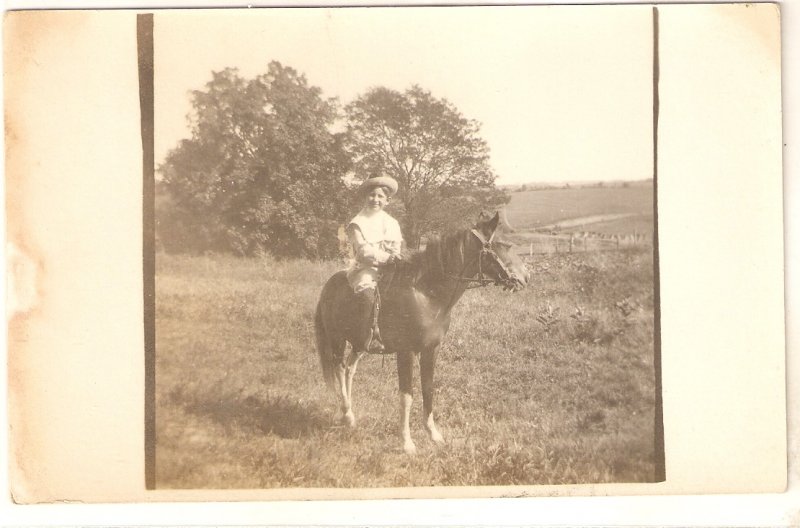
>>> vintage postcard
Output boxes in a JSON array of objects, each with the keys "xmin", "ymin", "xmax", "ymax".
[{"xmin": 4, "ymin": 4, "xmax": 786, "ymax": 503}]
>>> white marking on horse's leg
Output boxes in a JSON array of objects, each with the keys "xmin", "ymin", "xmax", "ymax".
[
  {"xmin": 334, "ymin": 363, "xmax": 354, "ymax": 427},
  {"xmin": 424, "ymin": 413, "xmax": 444, "ymax": 445},
  {"xmin": 345, "ymin": 351, "xmax": 362, "ymax": 399},
  {"xmin": 343, "ymin": 351, "xmax": 362, "ymax": 427},
  {"xmin": 342, "ymin": 408, "xmax": 355, "ymax": 427},
  {"xmin": 400, "ymin": 392, "xmax": 416, "ymax": 455}
]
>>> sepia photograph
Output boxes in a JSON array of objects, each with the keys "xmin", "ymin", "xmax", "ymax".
[
  {"xmin": 152, "ymin": 6, "xmax": 661, "ymax": 490},
  {"xmin": 2, "ymin": 1, "xmax": 789, "ymax": 517}
]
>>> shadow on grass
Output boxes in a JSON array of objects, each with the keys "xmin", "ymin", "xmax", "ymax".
[{"xmin": 177, "ymin": 390, "xmax": 328, "ymax": 439}]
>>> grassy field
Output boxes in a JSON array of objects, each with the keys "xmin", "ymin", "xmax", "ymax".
[
  {"xmin": 155, "ymin": 246, "xmax": 657, "ymax": 489},
  {"xmin": 505, "ymin": 183, "xmax": 653, "ymax": 236}
]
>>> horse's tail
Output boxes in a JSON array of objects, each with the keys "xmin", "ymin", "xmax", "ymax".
[{"xmin": 314, "ymin": 298, "xmax": 336, "ymax": 391}]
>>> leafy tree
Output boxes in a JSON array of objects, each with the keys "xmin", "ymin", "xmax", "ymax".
[
  {"xmin": 346, "ymin": 86, "xmax": 508, "ymax": 248},
  {"xmin": 158, "ymin": 62, "xmax": 350, "ymax": 258}
]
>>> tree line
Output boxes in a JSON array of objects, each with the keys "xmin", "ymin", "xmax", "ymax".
[{"xmin": 157, "ymin": 61, "xmax": 508, "ymax": 259}]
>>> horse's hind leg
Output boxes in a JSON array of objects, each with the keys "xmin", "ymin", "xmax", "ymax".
[
  {"xmin": 333, "ymin": 367, "xmax": 352, "ymax": 427},
  {"xmin": 420, "ymin": 345, "xmax": 444, "ymax": 444},
  {"xmin": 331, "ymin": 341, "xmax": 356, "ymax": 427},
  {"xmin": 342, "ymin": 349, "xmax": 365, "ymax": 427}
]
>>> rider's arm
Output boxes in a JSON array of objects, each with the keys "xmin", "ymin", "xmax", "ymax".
[
  {"xmin": 382, "ymin": 217, "xmax": 404, "ymax": 258},
  {"xmin": 347, "ymin": 224, "xmax": 391, "ymax": 266},
  {"xmin": 383, "ymin": 239, "xmax": 402, "ymax": 258}
]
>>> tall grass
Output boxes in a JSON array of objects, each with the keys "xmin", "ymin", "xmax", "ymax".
[{"xmin": 155, "ymin": 249, "xmax": 657, "ymax": 488}]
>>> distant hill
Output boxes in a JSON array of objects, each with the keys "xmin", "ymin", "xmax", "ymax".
[
  {"xmin": 499, "ymin": 179, "xmax": 652, "ymax": 192},
  {"xmin": 503, "ymin": 181, "xmax": 654, "ymax": 237}
]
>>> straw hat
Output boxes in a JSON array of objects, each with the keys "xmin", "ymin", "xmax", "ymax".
[{"xmin": 358, "ymin": 175, "xmax": 398, "ymax": 197}]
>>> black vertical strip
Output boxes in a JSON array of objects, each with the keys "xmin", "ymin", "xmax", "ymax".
[
  {"xmin": 652, "ymin": 6, "xmax": 666, "ymax": 483},
  {"xmin": 138, "ymin": 13, "xmax": 156, "ymax": 490}
]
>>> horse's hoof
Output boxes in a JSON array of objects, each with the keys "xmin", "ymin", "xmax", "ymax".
[
  {"xmin": 341, "ymin": 411, "xmax": 356, "ymax": 427},
  {"xmin": 430, "ymin": 430, "xmax": 445, "ymax": 444},
  {"xmin": 403, "ymin": 440, "xmax": 417, "ymax": 455}
]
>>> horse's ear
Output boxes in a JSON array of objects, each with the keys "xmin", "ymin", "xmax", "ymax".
[
  {"xmin": 477, "ymin": 211, "xmax": 500, "ymax": 235},
  {"xmin": 488, "ymin": 211, "xmax": 500, "ymax": 232}
]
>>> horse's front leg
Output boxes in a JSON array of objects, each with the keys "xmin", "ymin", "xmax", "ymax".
[
  {"xmin": 397, "ymin": 350, "xmax": 417, "ymax": 455},
  {"xmin": 420, "ymin": 345, "xmax": 444, "ymax": 444}
]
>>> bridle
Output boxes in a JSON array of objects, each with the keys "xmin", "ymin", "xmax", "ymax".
[{"xmin": 446, "ymin": 228, "xmax": 516, "ymax": 290}]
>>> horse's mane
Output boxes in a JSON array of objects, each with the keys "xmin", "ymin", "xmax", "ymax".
[{"xmin": 391, "ymin": 229, "xmax": 470, "ymax": 286}]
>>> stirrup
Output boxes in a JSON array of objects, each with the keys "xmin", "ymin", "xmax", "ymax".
[
  {"xmin": 366, "ymin": 337, "xmax": 387, "ymax": 354},
  {"xmin": 366, "ymin": 334, "xmax": 393, "ymax": 355}
]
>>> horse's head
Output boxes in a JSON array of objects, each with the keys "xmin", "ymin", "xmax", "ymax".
[{"xmin": 470, "ymin": 211, "xmax": 529, "ymax": 292}]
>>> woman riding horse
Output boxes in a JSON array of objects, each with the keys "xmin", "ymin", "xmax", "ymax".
[{"xmin": 316, "ymin": 209, "xmax": 529, "ymax": 454}]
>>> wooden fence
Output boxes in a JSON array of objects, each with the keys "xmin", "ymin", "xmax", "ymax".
[
  {"xmin": 339, "ymin": 225, "xmax": 651, "ymax": 258},
  {"xmin": 517, "ymin": 232, "xmax": 652, "ymax": 256}
]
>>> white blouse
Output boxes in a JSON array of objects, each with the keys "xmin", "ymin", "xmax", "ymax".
[{"xmin": 347, "ymin": 209, "xmax": 403, "ymax": 267}]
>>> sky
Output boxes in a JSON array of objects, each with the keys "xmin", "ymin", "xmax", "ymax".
[{"xmin": 154, "ymin": 6, "xmax": 654, "ymax": 186}]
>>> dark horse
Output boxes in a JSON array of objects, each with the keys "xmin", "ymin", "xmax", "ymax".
[{"xmin": 315, "ymin": 212, "xmax": 529, "ymax": 454}]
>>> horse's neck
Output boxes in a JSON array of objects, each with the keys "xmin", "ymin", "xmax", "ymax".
[
  {"xmin": 418, "ymin": 273, "xmax": 467, "ymax": 312},
  {"xmin": 413, "ymin": 237, "xmax": 474, "ymax": 311}
]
